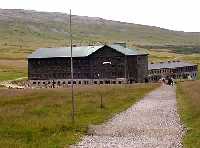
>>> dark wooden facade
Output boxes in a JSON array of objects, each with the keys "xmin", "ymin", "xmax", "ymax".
[{"xmin": 28, "ymin": 46, "xmax": 148, "ymax": 83}]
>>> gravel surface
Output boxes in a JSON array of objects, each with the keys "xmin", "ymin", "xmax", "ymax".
[{"xmin": 72, "ymin": 85, "xmax": 184, "ymax": 148}]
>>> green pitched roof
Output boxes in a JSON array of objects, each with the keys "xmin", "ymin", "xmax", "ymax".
[
  {"xmin": 28, "ymin": 45, "xmax": 147, "ymax": 59},
  {"xmin": 109, "ymin": 45, "xmax": 147, "ymax": 56},
  {"xmin": 148, "ymin": 61, "xmax": 197, "ymax": 70}
]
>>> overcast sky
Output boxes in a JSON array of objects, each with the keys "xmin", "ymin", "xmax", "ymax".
[{"xmin": 1, "ymin": 0, "xmax": 200, "ymax": 32}]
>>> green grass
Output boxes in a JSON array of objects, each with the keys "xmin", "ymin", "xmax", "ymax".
[
  {"xmin": 0, "ymin": 60, "xmax": 27, "ymax": 81},
  {"xmin": 0, "ymin": 69, "xmax": 27, "ymax": 81},
  {"xmin": 177, "ymin": 80, "xmax": 200, "ymax": 147},
  {"xmin": 0, "ymin": 84, "xmax": 159, "ymax": 148}
]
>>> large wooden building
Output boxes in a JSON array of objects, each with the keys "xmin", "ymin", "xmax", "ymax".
[
  {"xmin": 148, "ymin": 61, "xmax": 198, "ymax": 82},
  {"xmin": 28, "ymin": 44, "xmax": 148, "ymax": 86}
]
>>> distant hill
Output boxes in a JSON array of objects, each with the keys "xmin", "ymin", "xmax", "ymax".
[{"xmin": 0, "ymin": 8, "xmax": 200, "ymax": 59}]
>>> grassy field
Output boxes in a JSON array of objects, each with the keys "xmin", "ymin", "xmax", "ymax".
[
  {"xmin": 0, "ymin": 60, "xmax": 27, "ymax": 81},
  {"xmin": 177, "ymin": 80, "xmax": 200, "ymax": 147},
  {"xmin": 0, "ymin": 84, "xmax": 159, "ymax": 148}
]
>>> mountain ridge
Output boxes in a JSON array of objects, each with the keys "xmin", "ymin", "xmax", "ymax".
[
  {"xmin": 1, "ymin": 8, "xmax": 200, "ymax": 33},
  {"xmin": 0, "ymin": 8, "xmax": 200, "ymax": 59}
]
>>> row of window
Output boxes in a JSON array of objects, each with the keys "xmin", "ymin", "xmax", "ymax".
[
  {"xmin": 31, "ymin": 57, "xmax": 130, "ymax": 67},
  {"xmin": 30, "ymin": 71, "xmax": 129, "ymax": 79},
  {"xmin": 149, "ymin": 66, "xmax": 197, "ymax": 75},
  {"xmin": 149, "ymin": 69, "xmax": 173, "ymax": 75},
  {"xmin": 176, "ymin": 73, "xmax": 197, "ymax": 79},
  {"xmin": 176, "ymin": 66, "xmax": 197, "ymax": 72},
  {"xmin": 33, "ymin": 80, "xmax": 88, "ymax": 85},
  {"xmin": 31, "ymin": 59, "xmax": 90, "ymax": 65},
  {"xmin": 31, "ymin": 64, "xmax": 126, "ymax": 71},
  {"xmin": 32, "ymin": 80, "xmax": 123, "ymax": 85},
  {"xmin": 149, "ymin": 73, "xmax": 197, "ymax": 81},
  {"xmin": 30, "ymin": 73, "xmax": 90, "ymax": 79}
]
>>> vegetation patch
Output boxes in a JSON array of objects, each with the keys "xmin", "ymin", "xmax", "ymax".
[
  {"xmin": 0, "ymin": 84, "xmax": 159, "ymax": 148},
  {"xmin": 0, "ymin": 60, "xmax": 27, "ymax": 81},
  {"xmin": 177, "ymin": 80, "xmax": 200, "ymax": 147}
]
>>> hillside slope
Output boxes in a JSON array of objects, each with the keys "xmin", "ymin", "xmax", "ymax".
[{"xmin": 0, "ymin": 9, "xmax": 200, "ymax": 59}]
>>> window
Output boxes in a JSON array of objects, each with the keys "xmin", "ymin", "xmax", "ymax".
[
  {"xmin": 37, "ymin": 61, "xmax": 41, "ymax": 65},
  {"xmin": 112, "ymin": 72, "xmax": 116, "ymax": 77},
  {"xmin": 116, "ymin": 57, "xmax": 121, "ymax": 61},
  {"xmin": 78, "ymin": 73, "xmax": 81, "ymax": 78},
  {"xmin": 129, "ymin": 72, "xmax": 133, "ymax": 77},
  {"xmin": 118, "ymin": 65, "xmax": 123, "ymax": 68},
  {"xmin": 118, "ymin": 72, "xmax": 123, "ymax": 77},
  {"xmin": 112, "ymin": 81, "xmax": 116, "ymax": 84},
  {"xmin": 105, "ymin": 80, "xmax": 110, "ymax": 84}
]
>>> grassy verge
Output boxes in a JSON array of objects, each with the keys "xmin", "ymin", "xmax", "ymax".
[
  {"xmin": 0, "ymin": 69, "xmax": 27, "ymax": 81},
  {"xmin": 177, "ymin": 80, "xmax": 200, "ymax": 147},
  {"xmin": 0, "ymin": 84, "xmax": 159, "ymax": 148},
  {"xmin": 0, "ymin": 60, "xmax": 27, "ymax": 81}
]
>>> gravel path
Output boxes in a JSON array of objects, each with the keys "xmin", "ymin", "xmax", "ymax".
[{"xmin": 73, "ymin": 85, "xmax": 184, "ymax": 148}]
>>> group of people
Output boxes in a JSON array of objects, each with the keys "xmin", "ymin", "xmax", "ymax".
[{"xmin": 161, "ymin": 77, "xmax": 175, "ymax": 86}]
